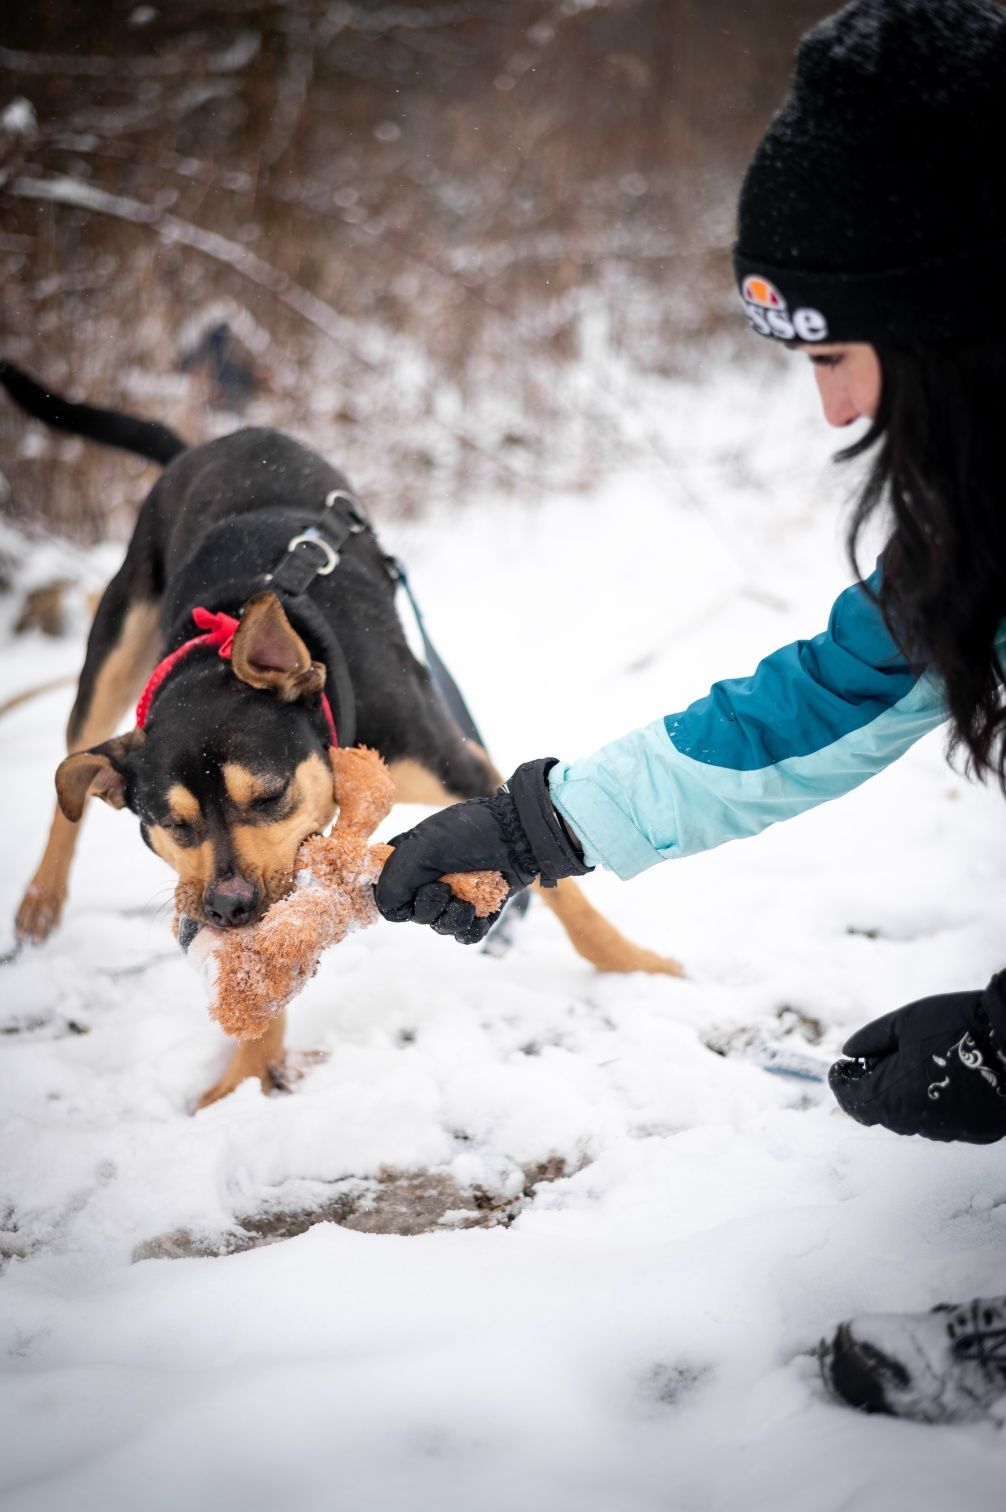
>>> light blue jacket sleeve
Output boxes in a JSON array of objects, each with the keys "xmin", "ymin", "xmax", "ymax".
[{"xmin": 548, "ymin": 573, "xmax": 951, "ymax": 879}]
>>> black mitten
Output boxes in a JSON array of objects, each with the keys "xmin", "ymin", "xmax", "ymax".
[
  {"xmin": 829, "ymin": 971, "xmax": 1006, "ymax": 1143},
  {"xmin": 375, "ymin": 757, "xmax": 590, "ymax": 944}
]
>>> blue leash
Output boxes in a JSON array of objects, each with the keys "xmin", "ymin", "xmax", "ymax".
[
  {"xmin": 386, "ymin": 557, "xmax": 487, "ymax": 748},
  {"xmin": 386, "ymin": 558, "xmax": 532, "ymax": 935}
]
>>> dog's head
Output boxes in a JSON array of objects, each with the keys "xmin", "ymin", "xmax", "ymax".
[{"xmin": 56, "ymin": 594, "xmax": 339, "ymax": 927}]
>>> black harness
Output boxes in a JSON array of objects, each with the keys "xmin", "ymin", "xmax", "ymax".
[
  {"xmin": 260, "ymin": 487, "xmax": 369, "ymax": 747},
  {"xmin": 265, "ymin": 487, "xmax": 370, "ymax": 598},
  {"xmin": 262, "ymin": 487, "xmax": 486, "ymax": 752}
]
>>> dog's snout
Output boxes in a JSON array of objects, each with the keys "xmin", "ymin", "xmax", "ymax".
[{"xmin": 203, "ymin": 876, "xmax": 260, "ymax": 928}]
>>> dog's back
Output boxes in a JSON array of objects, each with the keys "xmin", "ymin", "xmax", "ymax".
[{"xmin": 146, "ymin": 428, "xmax": 357, "ymax": 578}]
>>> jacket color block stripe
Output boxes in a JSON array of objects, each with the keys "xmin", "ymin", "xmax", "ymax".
[{"xmin": 548, "ymin": 570, "xmax": 962, "ymax": 880}]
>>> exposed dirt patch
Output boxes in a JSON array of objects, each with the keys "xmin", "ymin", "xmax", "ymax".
[
  {"xmin": 132, "ymin": 1155, "xmax": 577, "ymax": 1260},
  {"xmin": 705, "ymin": 1001, "xmax": 825, "ymax": 1060}
]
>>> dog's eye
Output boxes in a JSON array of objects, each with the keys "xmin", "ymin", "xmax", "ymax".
[
  {"xmin": 251, "ymin": 785, "xmax": 288, "ymax": 811},
  {"xmin": 160, "ymin": 816, "xmax": 198, "ymax": 845}
]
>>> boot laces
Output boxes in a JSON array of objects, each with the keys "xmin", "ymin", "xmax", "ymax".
[{"xmin": 944, "ymin": 1298, "xmax": 1006, "ymax": 1384}]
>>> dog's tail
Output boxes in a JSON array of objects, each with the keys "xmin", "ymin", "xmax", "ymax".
[{"xmin": 0, "ymin": 361, "xmax": 189, "ymax": 466}]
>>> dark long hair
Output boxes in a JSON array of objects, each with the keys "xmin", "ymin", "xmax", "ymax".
[{"xmin": 842, "ymin": 341, "xmax": 1006, "ymax": 789}]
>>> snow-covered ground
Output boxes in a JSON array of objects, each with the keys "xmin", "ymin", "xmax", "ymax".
[{"xmin": 2, "ymin": 358, "xmax": 1005, "ymax": 1511}]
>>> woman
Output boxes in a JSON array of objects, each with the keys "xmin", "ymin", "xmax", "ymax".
[{"xmin": 376, "ymin": 0, "xmax": 1006, "ymax": 1423}]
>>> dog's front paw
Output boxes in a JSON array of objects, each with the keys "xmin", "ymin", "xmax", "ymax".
[
  {"xmin": 267, "ymin": 1049, "xmax": 328, "ymax": 1092},
  {"xmin": 192, "ymin": 1046, "xmax": 327, "ymax": 1111},
  {"xmin": 193, "ymin": 1067, "xmax": 268, "ymax": 1112},
  {"xmin": 193, "ymin": 1059, "xmax": 276, "ymax": 1112},
  {"xmin": 193, "ymin": 1042, "xmax": 276, "ymax": 1111},
  {"xmin": 191, "ymin": 1009, "xmax": 294, "ymax": 1112},
  {"xmin": 14, "ymin": 882, "xmax": 65, "ymax": 943}
]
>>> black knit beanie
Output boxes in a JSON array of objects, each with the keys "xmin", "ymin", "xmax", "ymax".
[{"xmin": 733, "ymin": 0, "xmax": 1006, "ymax": 346}]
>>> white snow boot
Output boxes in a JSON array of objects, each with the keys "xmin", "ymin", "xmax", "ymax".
[{"xmin": 821, "ymin": 1295, "xmax": 1006, "ymax": 1423}]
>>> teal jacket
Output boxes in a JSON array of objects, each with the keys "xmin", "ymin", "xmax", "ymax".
[{"xmin": 548, "ymin": 570, "xmax": 955, "ymax": 879}]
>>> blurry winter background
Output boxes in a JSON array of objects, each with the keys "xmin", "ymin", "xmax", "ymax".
[
  {"xmin": 0, "ymin": 0, "xmax": 834, "ymax": 540},
  {"xmin": 2, "ymin": 4, "xmax": 1006, "ymax": 1511}
]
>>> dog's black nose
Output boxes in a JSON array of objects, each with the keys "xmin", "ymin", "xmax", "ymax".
[{"xmin": 203, "ymin": 877, "xmax": 259, "ymax": 928}]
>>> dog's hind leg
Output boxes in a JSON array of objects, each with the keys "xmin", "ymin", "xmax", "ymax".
[
  {"xmin": 387, "ymin": 747, "xmax": 683, "ymax": 977},
  {"xmin": 535, "ymin": 877, "xmax": 683, "ymax": 976},
  {"xmin": 15, "ymin": 567, "xmax": 162, "ymax": 943}
]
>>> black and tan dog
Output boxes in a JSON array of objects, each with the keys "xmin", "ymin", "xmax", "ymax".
[{"xmin": 3, "ymin": 363, "xmax": 679, "ymax": 1106}]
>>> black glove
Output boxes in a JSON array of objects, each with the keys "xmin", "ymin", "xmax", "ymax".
[
  {"xmin": 828, "ymin": 972, "xmax": 1006, "ymax": 1143},
  {"xmin": 375, "ymin": 757, "xmax": 591, "ymax": 944}
]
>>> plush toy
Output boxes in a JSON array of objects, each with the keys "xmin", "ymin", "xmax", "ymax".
[{"xmin": 177, "ymin": 746, "xmax": 508, "ymax": 1042}]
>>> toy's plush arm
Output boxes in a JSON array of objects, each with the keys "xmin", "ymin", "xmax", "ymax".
[{"xmin": 367, "ymin": 842, "xmax": 508, "ymax": 919}]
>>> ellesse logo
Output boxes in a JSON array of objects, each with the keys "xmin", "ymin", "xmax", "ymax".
[
  {"xmin": 742, "ymin": 275, "xmax": 785, "ymax": 309},
  {"xmin": 741, "ymin": 275, "xmax": 829, "ymax": 342}
]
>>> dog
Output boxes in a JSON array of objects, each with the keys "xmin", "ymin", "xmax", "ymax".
[{"xmin": 3, "ymin": 362, "xmax": 681, "ymax": 1107}]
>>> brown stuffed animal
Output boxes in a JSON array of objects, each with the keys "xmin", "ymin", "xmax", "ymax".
[{"xmin": 178, "ymin": 745, "xmax": 508, "ymax": 1041}]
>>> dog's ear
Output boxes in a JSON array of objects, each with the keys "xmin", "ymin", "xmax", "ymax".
[
  {"xmin": 56, "ymin": 729, "xmax": 146, "ymax": 822},
  {"xmin": 231, "ymin": 593, "xmax": 327, "ymax": 702}
]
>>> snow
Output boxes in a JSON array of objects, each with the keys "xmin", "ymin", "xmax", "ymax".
[
  {"xmin": 1, "ymin": 98, "xmax": 37, "ymax": 137},
  {"xmin": 2, "ymin": 356, "xmax": 1005, "ymax": 1511}
]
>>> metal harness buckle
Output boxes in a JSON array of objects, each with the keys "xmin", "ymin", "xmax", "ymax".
[
  {"xmin": 263, "ymin": 487, "xmax": 370, "ymax": 593},
  {"xmin": 324, "ymin": 487, "xmax": 367, "ymax": 525},
  {"xmin": 282, "ymin": 527, "xmax": 340, "ymax": 576}
]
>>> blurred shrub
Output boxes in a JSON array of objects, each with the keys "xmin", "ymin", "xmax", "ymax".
[{"xmin": 0, "ymin": 0, "xmax": 832, "ymax": 542}]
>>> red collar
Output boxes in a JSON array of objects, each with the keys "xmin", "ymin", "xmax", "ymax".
[{"xmin": 135, "ymin": 606, "xmax": 339, "ymax": 746}]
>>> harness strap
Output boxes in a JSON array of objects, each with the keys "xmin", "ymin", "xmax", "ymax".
[
  {"xmin": 260, "ymin": 485, "xmax": 364, "ymax": 745},
  {"xmin": 266, "ymin": 488, "xmax": 368, "ymax": 597},
  {"xmin": 314, "ymin": 613, "xmax": 357, "ymax": 749}
]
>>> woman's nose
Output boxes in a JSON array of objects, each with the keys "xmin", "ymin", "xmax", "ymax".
[{"xmin": 815, "ymin": 369, "xmax": 859, "ymax": 428}]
